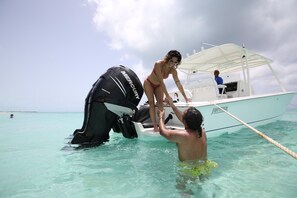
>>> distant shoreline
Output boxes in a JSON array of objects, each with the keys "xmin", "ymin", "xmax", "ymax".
[
  {"xmin": 0, "ymin": 111, "xmax": 37, "ymax": 113},
  {"xmin": 0, "ymin": 111, "xmax": 84, "ymax": 114}
]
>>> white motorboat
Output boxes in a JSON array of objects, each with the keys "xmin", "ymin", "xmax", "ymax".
[
  {"xmin": 133, "ymin": 43, "xmax": 296, "ymax": 138},
  {"xmin": 69, "ymin": 43, "xmax": 295, "ymax": 146}
]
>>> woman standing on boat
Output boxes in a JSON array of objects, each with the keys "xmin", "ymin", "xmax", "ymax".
[{"xmin": 143, "ymin": 50, "xmax": 191, "ymax": 132}]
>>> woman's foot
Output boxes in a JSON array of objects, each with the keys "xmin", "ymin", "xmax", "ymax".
[{"xmin": 154, "ymin": 126, "xmax": 159, "ymax": 132}]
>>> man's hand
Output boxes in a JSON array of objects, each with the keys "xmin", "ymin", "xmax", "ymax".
[
  {"xmin": 165, "ymin": 97, "xmax": 174, "ymax": 107},
  {"xmin": 165, "ymin": 96, "xmax": 173, "ymax": 104}
]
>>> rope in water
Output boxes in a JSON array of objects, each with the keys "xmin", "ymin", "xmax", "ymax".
[{"xmin": 214, "ymin": 103, "xmax": 297, "ymax": 160}]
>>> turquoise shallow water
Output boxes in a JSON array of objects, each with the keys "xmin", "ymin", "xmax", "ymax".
[{"xmin": 0, "ymin": 110, "xmax": 296, "ymax": 197}]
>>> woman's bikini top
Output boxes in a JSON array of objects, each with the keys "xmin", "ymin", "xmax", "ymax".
[{"xmin": 153, "ymin": 67, "xmax": 170, "ymax": 79}]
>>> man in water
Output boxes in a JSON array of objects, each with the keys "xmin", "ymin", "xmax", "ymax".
[
  {"xmin": 158, "ymin": 101, "xmax": 216, "ymax": 195},
  {"xmin": 158, "ymin": 99, "xmax": 207, "ymax": 162}
]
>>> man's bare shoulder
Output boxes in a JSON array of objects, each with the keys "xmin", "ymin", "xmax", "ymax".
[{"xmin": 160, "ymin": 128, "xmax": 188, "ymax": 142}]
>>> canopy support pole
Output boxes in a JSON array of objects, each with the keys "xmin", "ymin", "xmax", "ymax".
[{"xmin": 267, "ymin": 63, "xmax": 286, "ymax": 92}]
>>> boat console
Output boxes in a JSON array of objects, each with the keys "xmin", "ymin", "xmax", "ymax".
[{"xmin": 224, "ymin": 80, "xmax": 251, "ymax": 98}]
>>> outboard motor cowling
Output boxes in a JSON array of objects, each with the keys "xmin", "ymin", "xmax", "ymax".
[{"xmin": 71, "ymin": 65, "xmax": 143, "ymax": 146}]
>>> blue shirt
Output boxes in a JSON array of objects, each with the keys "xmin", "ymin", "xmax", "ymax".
[{"xmin": 215, "ymin": 76, "xmax": 223, "ymax": 85}]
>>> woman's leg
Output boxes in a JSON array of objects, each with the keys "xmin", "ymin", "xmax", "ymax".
[
  {"xmin": 155, "ymin": 86, "xmax": 165, "ymax": 127},
  {"xmin": 155, "ymin": 86, "xmax": 164, "ymax": 111},
  {"xmin": 143, "ymin": 79, "xmax": 158, "ymax": 131}
]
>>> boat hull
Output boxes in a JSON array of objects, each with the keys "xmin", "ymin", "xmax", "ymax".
[{"xmin": 161, "ymin": 92, "xmax": 295, "ymax": 138}]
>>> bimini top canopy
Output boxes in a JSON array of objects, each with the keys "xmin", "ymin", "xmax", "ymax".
[{"xmin": 178, "ymin": 43, "xmax": 273, "ymax": 74}]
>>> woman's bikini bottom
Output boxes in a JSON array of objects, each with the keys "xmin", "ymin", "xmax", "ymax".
[{"xmin": 147, "ymin": 78, "xmax": 160, "ymax": 89}]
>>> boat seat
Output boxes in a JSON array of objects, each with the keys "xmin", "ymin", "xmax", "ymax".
[{"xmin": 217, "ymin": 84, "xmax": 227, "ymax": 99}]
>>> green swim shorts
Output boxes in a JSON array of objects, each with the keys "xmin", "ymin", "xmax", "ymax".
[{"xmin": 179, "ymin": 160, "xmax": 218, "ymax": 177}]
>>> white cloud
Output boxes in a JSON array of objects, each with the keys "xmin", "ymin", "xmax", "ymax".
[
  {"xmin": 90, "ymin": 0, "xmax": 180, "ymax": 52},
  {"xmin": 88, "ymin": 0, "xmax": 297, "ymax": 94},
  {"xmin": 119, "ymin": 53, "xmax": 130, "ymax": 62},
  {"xmin": 130, "ymin": 60, "xmax": 149, "ymax": 83}
]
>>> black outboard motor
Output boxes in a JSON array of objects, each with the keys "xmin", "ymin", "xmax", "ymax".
[{"xmin": 71, "ymin": 65, "xmax": 143, "ymax": 146}]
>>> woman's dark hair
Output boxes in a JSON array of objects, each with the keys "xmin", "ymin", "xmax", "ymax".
[
  {"xmin": 183, "ymin": 107, "xmax": 203, "ymax": 137},
  {"xmin": 164, "ymin": 50, "xmax": 182, "ymax": 63}
]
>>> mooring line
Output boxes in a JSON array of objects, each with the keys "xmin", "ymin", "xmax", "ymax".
[{"xmin": 213, "ymin": 103, "xmax": 297, "ymax": 160}]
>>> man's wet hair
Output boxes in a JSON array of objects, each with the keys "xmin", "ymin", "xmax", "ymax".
[{"xmin": 183, "ymin": 107, "xmax": 204, "ymax": 137}]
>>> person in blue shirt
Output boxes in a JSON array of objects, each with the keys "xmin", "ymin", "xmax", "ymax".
[
  {"xmin": 214, "ymin": 70, "xmax": 224, "ymax": 93},
  {"xmin": 214, "ymin": 70, "xmax": 223, "ymax": 84}
]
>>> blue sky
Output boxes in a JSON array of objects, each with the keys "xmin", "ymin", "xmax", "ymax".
[{"xmin": 1, "ymin": 0, "xmax": 297, "ymax": 112}]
